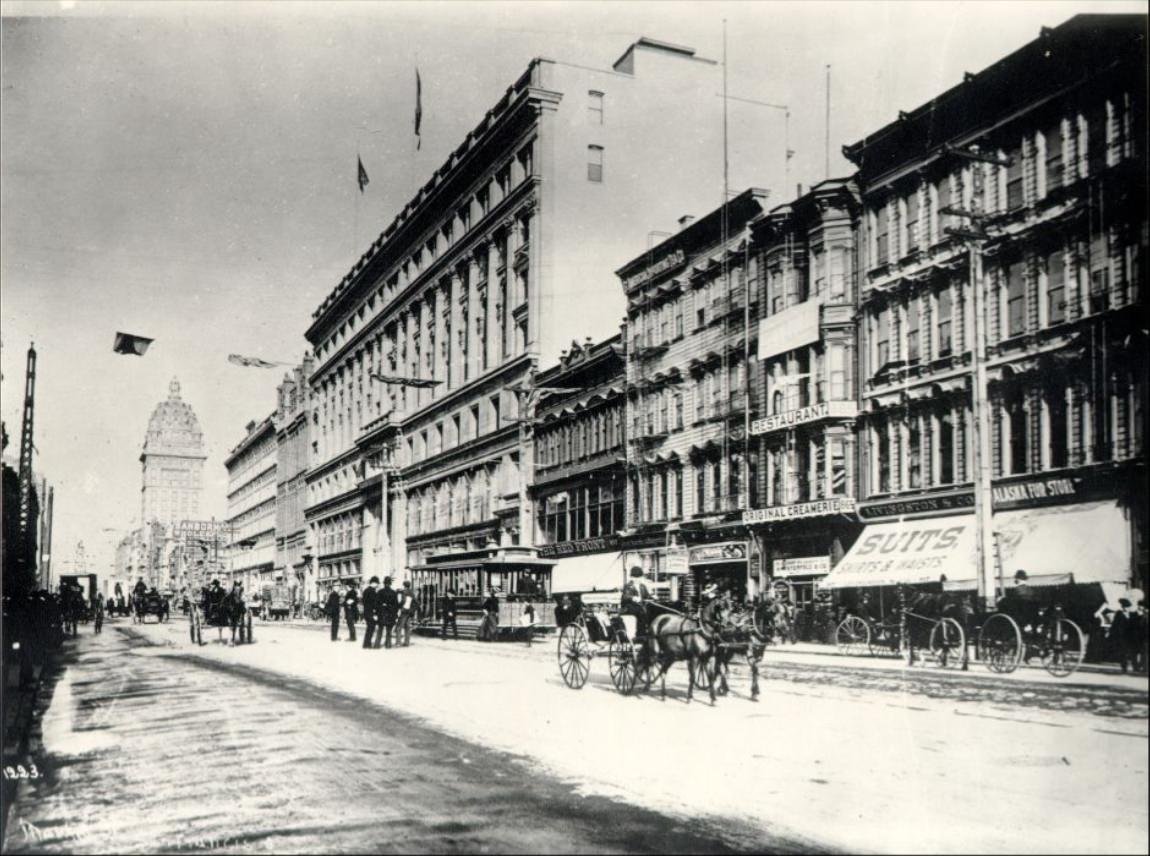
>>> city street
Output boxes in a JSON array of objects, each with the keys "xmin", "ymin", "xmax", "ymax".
[{"xmin": 3, "ymin": 619, "xmax": 1146, "ymax": 854}]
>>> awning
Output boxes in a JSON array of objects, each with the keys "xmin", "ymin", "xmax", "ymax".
[
  {"xmin": 995, "ymin": 500, "xmax": 1130, "ymax": 584},
  {"xmin": 551, "ymin": 551, "xmax": 625, "ymax": 594},
  {"xmin": 820, "ymin": 514, "xmax": 976, "ymax": 589}
]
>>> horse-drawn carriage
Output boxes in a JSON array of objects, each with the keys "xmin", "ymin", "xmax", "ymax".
[
  {"xmin": 188, "ymin": 585, "xmax": 254, "ymax": 646},
  {"xmin": 132, "ymin": 591, "xmax": 170, "ymax": 624},
  {"xmin": 556, "ymin": 591, "xmax": 775, "ymax": 703},
  {"xmin": 834, "ymin": 582, "xmax": 1086, "ymax": 677}
]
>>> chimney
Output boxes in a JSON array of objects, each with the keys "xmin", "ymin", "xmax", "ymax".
[{"xmin": 677, "ymin": 215, "xmax": 695, "ymax": 231}]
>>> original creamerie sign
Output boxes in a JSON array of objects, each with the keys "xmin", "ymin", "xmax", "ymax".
[{"xmin": 821, "ymin": 517, "xmax": 977, "ymax": 588}]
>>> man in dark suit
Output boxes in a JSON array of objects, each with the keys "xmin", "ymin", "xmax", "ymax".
[
  {"xmin": 362, "ymin": 577, "xmax": 380, "ymax": 649},
  {"xmin": 378, "ymin": 577, "xmax": 399, "ymax": 649},
  {"xmin": 343, "ymin": 581, "xmax": 360, "ymax": 643},
  {"xmin": 480, "ymin": 589, "xmax": 500, "ymax": 642},
  {"xmin": 326, "ymin": 586, "xmax": 342, "ymax": 641},
  {"xmin": 397, "ymin": 581, "xmax": 416, "ymax": 647},
  {"xmin": 441, "ymin": 589, "xmax": 459, "ymax": 640}
]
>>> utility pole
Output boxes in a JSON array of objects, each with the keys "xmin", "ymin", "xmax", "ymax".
[{"xmin": 942, "ymin": 143, "xmax": 1012, "ymax": 610}]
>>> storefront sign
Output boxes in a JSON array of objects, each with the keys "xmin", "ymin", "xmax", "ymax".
[
  {"xmin": 750, "ymin": 401, "xmax": 857, "ymax": 436},
  {"xmin": 858, "ymin": 491, "xmax": 974, "ymax": 521},
  {"xmin": 666, "ymin": 547, "xmax": 689, "ymax": 574},
  {"xmin": 992, "ymin": 476, "xmax": 1078, "ymax": 508},
  {"xmin": 689, "ymin": 542, "xmax": 747, "ymax": 564},
  {"xmin": 772, "ymin": 556, "xmax": 831, "ymax": 578},
  {"xmin": 175, "ymin": 519, "xmax": 232, "ymax": 538},
  {"xmin": 744, "ymin": 497, "xmax": 856, "ymax": 524},
  {"xmin": 821, "ymin": 515, "xmax": 976, "ymax": 589},
  {"xmin": 622, "ymin": 248, "xmax": 686, "ymax": 290},
  {"xmin": 537, "ymin": 534, "xmax": 620, "ymax": 558}
]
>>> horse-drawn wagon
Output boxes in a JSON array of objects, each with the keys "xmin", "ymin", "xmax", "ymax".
[
  {"xmin": 188, "ymin": 585, "xmax": 253, "ymax": 646},
  {"xmin": 132, "ymin": 591, "xmax": 170, "ymax": 624}
]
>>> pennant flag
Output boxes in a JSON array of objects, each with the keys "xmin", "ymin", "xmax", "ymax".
[
  {"xmin": 414, "ymin": 67, "xmax": 422, "ymax": 150},
  {"xmin": 228, "ymin": 354, "xmax": 282, "ymax": 369},
  {"xmin": 357, "ymin": 155, "xmax": 370, "ymax": 193},
  {"xmin": 786, "ymin": 149, "xmax": 796, "ymax": 160},
  {"xmin": 113, "ymin": 332, "xmax": 154, "ymax": 356},
  {"xmin": 371, "ymin": 371, "xmax": 440, "ymax": 388}
]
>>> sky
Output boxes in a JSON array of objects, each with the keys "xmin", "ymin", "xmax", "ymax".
[{"xmin": 1, "ymin": 0, "xmax": 1143, "ymax": 577}]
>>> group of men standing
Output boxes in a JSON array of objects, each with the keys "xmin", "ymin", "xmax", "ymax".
[{"xmin": 326, "ymin": 577, "xmax": 415, "ymax": 649}]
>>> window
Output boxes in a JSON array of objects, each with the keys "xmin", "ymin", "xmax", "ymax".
[
  {"xmin": 938, "ymin": 414, "xmax": 955, "ymax": 485},
  {"xmin": 1006, "ymin": 259, "xmax": 1026, "ymax": 337},
  {"xmin": 907, "ymin": 421, "xmax": 922, "ymax": 489},
  {"xmin": 1045, "ymin": 120, "xmax": 1064, "ymax": 192},
  {"xmin": 458, "ymin": 205, "xmax": 471, "ymax": 233},
  {"xmin": 1046, "ymin": 248, "xmax": 1066, "ymax": 325},
  {"xmin": 477, "ymin": 186, "xmax": 490, "ymax": 217},
  {"xmin": 937, "ymin": 175, "xmax": 952, "ymax": 240},
  {"xmin": 937, "ymin": 287, "xmax": 953, "ymax": 357},
  {"xmin": 904, "ymin": 190, "xmax": 920, "ymax": 253},
  {"xmin": 874, "ymin": 204, "xmax": 890, "ymax": 266},
  {"xmin": 877, "ymin": 425, "xmax": 891, "ymax": 493},
  {"xmin": 588, "ymin": 90, "xmax": 604, "ymax": 124},
  {"xmin": 674, "ymin": 468, "xmax": 683, "ymax": 518},
  {"xmin": 660, "ymin": 471, "xmax": 669, "ymax": 520},
  {"xmin": 517, "ymin": 143, "xmax": 533, "ymax": 181},
  {"xmin": 695, "ymin": 465, "xmax": 705, "ymax": 514},
  {"xmin": 906, "ymin": 297, "xmax": 920, "ymax": 363},
  {"xmin": 673, "ymin": 301, "xmax": 684, "ymax": 337},
  {"xmin": 711, "ymin": 461, "xmax": 722, "ymax": 508},
  {"xmin": 829, "ymin": 345, "xmax": 847, "ymax": 400},
  {"xmin": 771, "ymin": 448, "xmax": 786, "ymax": 505},
  {"xmin": 490, "ymin": 394, "xmax": 501, "ymax": 432},
  {"xmin": 1006, "ymin": 144, "xmax": 1024, "ymax": 209},
  {"xmin": 1008, "ymin": 397, "xmax": 1028, "ymax": 474},
  {"xmin": 674, "ymin": 392, "xmax": 684, "ymax": 430},
  {"xmin": 829, "ymin": 249, "xmax": 847, "ymax": 301},
  {"xmin": 1048, "ymin": 389, "xmax": 1068, "ymax": 468},
  {"xmin": 875, "ymin": 307, "xmax": 890, "ymax": 369},
  {"xmin": 587, "ymin": 145, "xmax": 604, "ymax": 183}
]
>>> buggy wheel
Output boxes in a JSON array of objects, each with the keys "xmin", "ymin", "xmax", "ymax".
[
  {"xmin": 978, "ymin": 613, "xmax": 1023, "ymax": 674},
  {"xmin": 1042, "ymin": 618, "xmax": 1084, "ymax": 678},
  {"xmin": 835, "ymin": 616, "xmax": 871, "ymax": 657},
  {"xmin": 557, "ymin": 624, "xmax": 591, "ymax": 689},
  {"xmin": 608, "ymin": 638, "xmax": 638, "ymax": 695},
  {"xmin": 929, "ymin": 617, "xmax": 966, "ymax": 668}
]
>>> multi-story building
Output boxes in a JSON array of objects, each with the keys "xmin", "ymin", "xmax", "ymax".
[
  {"xmin": 305, "ymin": 37, "xmax": 779, "ymax": 600},
  {"xmin": 225, "ymin": 416, "xmax": 277, "ymax": 593},
  {"xmin": 532, "ymin": 334, "xmax": 627, "ymax": 593},
  {"xmin": 616, "ymin": 188, "xmax": 770, "ymax": 607},
  {"xmin": 743, "ymin": 178, "xmax": 862, "ymax": 606},
  {"xmin": 274, "ymin": 356, "xmax": 314, "ymax": 609},
  {"xmin": 829, "ymin": 14, "xmax": 1146, "ymax": 598},
  {"xmin": 140, "ymin": 378, "xmax": 206, "ymax": 529}
]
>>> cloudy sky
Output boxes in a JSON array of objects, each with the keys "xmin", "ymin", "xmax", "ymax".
[{"xmin": 1, "ymin": 0, "xmax": 1141, "ymax": 575}]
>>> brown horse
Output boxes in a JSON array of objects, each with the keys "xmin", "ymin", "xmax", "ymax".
[{"xmin": 647, "ymin": 599, "xmax": 728, "ymax": 704}]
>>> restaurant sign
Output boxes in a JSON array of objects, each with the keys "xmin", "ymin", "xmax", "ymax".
[
  {"xmin": 623, "ymin": 248, "xmax": 686, "ymax": 291},
  {"xmin": 750, "ymin": 401, "xmax": 857, "ymax": 436},
  {"xmin": 688, "ymin": 541, "xmax": 747, "ymax": 564},
  {"xmin": 772, "ymin": 556, "xmax": 832, "ymax": 578},
  {"xmin": 744, "ymin": 497, "xmax": 856, "ymax": 524},
  {"xmin": 537, "ymin": 534, "xmax": 620, "ymax": 558}
]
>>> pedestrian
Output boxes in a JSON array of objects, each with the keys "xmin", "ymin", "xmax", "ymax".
[
  {"xmin": 441, "ymin": 588, "xmax": 459, "ymax": 640},
  {"xmin": 378, "ymin": 576, "xmax": 398, "ymax": 648},
  {"xmin": 1111, "ymin": 598, "xmax": 1138, "ymax": 674},
  {"xmin": 326, "ymin": 585, "xmax": 342, "ymax": 641},
  {"xmin": 362, "ymin": 577, "xmax": 380, "ymax": 650},
  {"xmin": 1137, "ymin": 599, "xmax": 1148, "ymax": 674},
  {"xmin": 343, "ymin": 581, "xmax": 360, "ymax": 643},
  {"xmin": 522, "ymin": 601, "xmax": 536, "ymax": 647},
  {"xmin": 397, "ymin": 581, "xmax": 416, "ymax": 647},
  {"xmin": 93, "ymin": 592, "xmax": 104, "ymax": 634},
  {"xmin": 479, "ymin": 589, "xmax": 500, "ymax": 642}
]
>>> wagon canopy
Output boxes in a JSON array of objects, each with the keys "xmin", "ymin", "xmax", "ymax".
[
  {"xmin": 551, "ymin": 551, "xmax": 625, "ymax": 594},
  {"xmin": 820, "ymin": 500, "xmax": 1131, "ymax": 590}
]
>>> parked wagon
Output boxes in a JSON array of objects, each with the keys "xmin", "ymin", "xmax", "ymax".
[
  {"xmin": 132, "ymin": 591, "xmax": 170, "ymax": 624},
  {"xmin": 834, "ymin": 592, "xmax": 967, "ymax": 669},
  {"xmin": 188, "ymin": 586, "xmax": 253, "ymax": 646}
]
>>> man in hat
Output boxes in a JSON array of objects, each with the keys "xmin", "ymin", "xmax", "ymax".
[
  {"xmin": 1111, "ymin": 597, "xmax": 1137, "ymax": 674},
  {"xmin": 621, "ymin": 566, "xmax": 654, "ymax": 641},
  {"xmin": 480, "ymin": 589, "xmax": 500, "ymax": 642},
  {"xmin": 441, "ymin": 588, "xmax": 459, "ymax": 640},
  {"xmin": 378, "ymin": 577, "xmax": 399, "ymax": 648},
  {"xmin": 325, "ymin": 585, "xmax": 342, "ymax": 641},
  {"xmin": 362, "ymin": 577, "xmax": 380, "ymax": 650},
  {"xmin": 397, "ymin": 581, "xmax": 416, "ymax": 647},
  {"xmin": 343, "ymin": 581, "xmax": 360, "ymax": 643}
]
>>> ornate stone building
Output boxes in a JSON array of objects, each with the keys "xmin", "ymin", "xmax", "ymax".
[{"xmin": 140, "ymin": 378, "xmax": 206, "ymax": 528}]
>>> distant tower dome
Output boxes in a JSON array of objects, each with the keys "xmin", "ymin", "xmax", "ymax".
[{"xmin": 143, "ymin": 377, "xmax": 204, "ymax": 455}]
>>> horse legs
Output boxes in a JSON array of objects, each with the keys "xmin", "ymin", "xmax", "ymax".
[
  {"xmin": 749, "ymin": 650, "xmax": 761, "ymax": 702},
  {"xmin": 686, "ymin": 655, "xmax": 694, "ymax": 703},
  {"xmin": 705, "ymin": 654, "xmax": 717, "ymax": 705}
]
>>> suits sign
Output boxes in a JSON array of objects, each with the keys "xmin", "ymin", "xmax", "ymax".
[{"xmin": 820, "ymin": 515, "xmax": 976, "ymax": 589}]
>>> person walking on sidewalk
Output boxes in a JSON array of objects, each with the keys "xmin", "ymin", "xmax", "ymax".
[
  {"xmin": 397, "ymin": 581, "xmax": 416, "ymax": 647},
  {"xmin": 93, "ymin": 592, "xmax": 104, "ymax": 634},
  {"xmin": 326, "ymin": 586, "xmax": 342, "ymax": 641},
  {"xmin": 343, "ymin": 581, "xmax": 360, "ymax": 643},
  {"xmin": 479, "ymin": 589, "xmax": 500, "ymax": 642},
  {"xmin": 378, "ymin": 577, "xmax": 399, "ymax": 648},
  {"xmin": 441, "ymin": 589, "xmax": 459, "ymax": 640},
  {"xmin": 362, "ymin": 577, "xmax": 380, "ymax": 650}
]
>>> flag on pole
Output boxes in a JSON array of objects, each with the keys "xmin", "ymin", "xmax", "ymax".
[
  {"xmin": 228, "ymin": 354, "xmax": 282, "ymax": 369},
  {"xmin": 357, "ymin": 155, "xmax": 370, "ymax": 193},
  {"xmin": 414, "ymin": 67, "xmax": 422, "ymax": 150},
  {"xmin": 112, "ymin": 332, "xmax": 154, "ymax": 356}
]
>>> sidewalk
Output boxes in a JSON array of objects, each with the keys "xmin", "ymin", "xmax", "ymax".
[{"xmin": 243, "ymin": 614, "xmax": 1149, "ymax": 694}]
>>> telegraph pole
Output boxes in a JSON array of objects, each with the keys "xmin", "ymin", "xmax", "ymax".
[{"xmin": 942, "ymin": 143, "xmax": 1012, "ymax": 609}]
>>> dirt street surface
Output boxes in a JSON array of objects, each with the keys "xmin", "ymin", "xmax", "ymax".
[{"xmin": 4, "ymin": 618, "xmax": 1146, "ymax": 854}]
